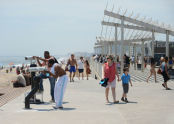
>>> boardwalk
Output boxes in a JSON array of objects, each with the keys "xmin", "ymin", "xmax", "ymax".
[{"xmin": 0, "ymin": 74, "xmax": 174, "ymax": 124}]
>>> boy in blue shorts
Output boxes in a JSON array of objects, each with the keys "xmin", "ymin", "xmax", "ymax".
[{"xmin": 121, "ymin": 68, "xmax": 133, "ymax": 103}]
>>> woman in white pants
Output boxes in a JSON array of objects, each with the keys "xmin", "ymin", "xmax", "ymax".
[{"xmin": 47, "ymin": 63, "xmax": 68, "ymax": 109}]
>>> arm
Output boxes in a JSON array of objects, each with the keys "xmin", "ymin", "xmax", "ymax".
[
  {"xmin": 115, "ymin": 63, "xmax": 120, "ymax": 81},
  {"xmin": 102, "ymin": 64, "xmax": 105, "ymax": 79},
  {"xmin": 66, "ymin": 59, "xmax": 70, "ymax": 66},
  {"xmin": 75, "ymin": 60, "xmax": 78, "ymax": 69},
  {"xmin": 36, "ymin": 57, "xmax": 43, "ymax": 67},
  {"xmin": 165, "ymin": 64, "xmax": 169, "ymax": 77},
  {"xmin": 38, "ymin": 57, "xmax": 48, "ymax": 63},
  {"xmin": 130, "ymin": 78, "xmax": 133, "ymax": 86}
]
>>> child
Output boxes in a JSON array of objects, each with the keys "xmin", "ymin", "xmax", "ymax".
[{"xmin": 121, "ymin": 68, "xmax": 133, "ymax": 103}]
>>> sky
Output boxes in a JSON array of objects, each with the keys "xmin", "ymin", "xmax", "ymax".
[{"xmin": 0, "ymin": 0, "xmax": 174, "ymax": 56}]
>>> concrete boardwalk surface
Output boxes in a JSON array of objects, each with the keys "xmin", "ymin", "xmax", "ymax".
[{"xmin": 0, "ymin": 77, "xmax": 174, "ymax": 124}]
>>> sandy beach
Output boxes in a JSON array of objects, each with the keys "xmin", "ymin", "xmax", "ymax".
[
  {"xmin": 0, "ymin": 68, "xmax": 30, "ymax": 107},
  {"xmin": 0, "ymin": 68, "xmax": 17, "ymax": 89}
]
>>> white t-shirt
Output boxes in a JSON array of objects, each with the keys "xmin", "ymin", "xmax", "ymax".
[
  {"xmin": 77, "ymin": 60, "xmax": 84, "ymax": 69},
  {"xmin": 17, "ymin": 74, "xmax": 26, "ymax": 86}
]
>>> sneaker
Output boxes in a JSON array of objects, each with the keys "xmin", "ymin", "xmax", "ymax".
[
  {"xmin": 125, "ymin": 98, "xmax": 129, "ymax": 103},
  {"xmin": 121, "ymin": 97, "xmax": 125, "ymax": 102},
  {"xmin": 58, "ymin": 106, "xmax": 63, "ymax": 109},
  {"xmin": 53, "ymin": 106, "xmax": 63, "ymax": 109}
]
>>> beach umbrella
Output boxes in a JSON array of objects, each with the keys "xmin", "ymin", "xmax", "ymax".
[{"xmin": 9, "ymin": 62, "xmax": 14, "ymax": 66}]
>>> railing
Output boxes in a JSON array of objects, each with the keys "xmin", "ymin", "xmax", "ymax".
[
  {"xmin": 90, "ymin": 58, "xmax": 122, "ymax": 80},
  {"xmin": 90, "ymin": 58, "xmax": 103, "ymax": 80}
]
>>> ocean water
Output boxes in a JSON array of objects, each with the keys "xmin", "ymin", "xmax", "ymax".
[
  {"xmin": 0, "ymin": 56, "xmax": 26, "ymax": 67},
  {"xmin": 0, "ymin": 56, "xmax": 65, "ymax": 67}
]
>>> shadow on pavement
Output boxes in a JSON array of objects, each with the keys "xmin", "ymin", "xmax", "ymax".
[
  {"xmin": 105, "ymin": 102, "xmax": 127, "ymax": 105},
  {"xmin": 34, "ymin": 108, "xmax": 55, "ymax": 111},
  {"xmin": 127, "ymin": 101, "xmax": 138, "ymax": 104},
  {"xmin": 35, "ymin": 102, "xmax": 52, "ymax": 105},
  {"xmin": 61, "ymin": 107, "xmax": 76, "ymax": 111},
  {"xmin": 63, "ymin": 102, "xmax": 69, "ymax": 104},
  {"xmin": 28, "ymin": 107, "xmax": 76, "ymax": 112},
  {"xmin": 23, "ymin": 108, "xmax": 55, "ymax": 111}
]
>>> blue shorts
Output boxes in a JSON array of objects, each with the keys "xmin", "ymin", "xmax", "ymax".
[{"xmin": 69, "ymin": 66, "xmax": 76, "ymax": 73}]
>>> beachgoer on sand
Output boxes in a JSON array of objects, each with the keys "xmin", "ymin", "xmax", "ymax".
[{"xmin": 11, "ymin": 69, "xmax": 26, "ymax": 88}]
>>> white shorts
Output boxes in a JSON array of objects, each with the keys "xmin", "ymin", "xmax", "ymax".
[{"xmin": 106, "ymin": 79, "xmax": 116, "ymax": 88}]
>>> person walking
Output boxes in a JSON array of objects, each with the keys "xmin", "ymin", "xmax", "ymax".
[
  {"xmin": 146, "ymin": 57, "xmax": 157, "ymax": 83},
  {"xmin": 161, "ymin": 56, "xmax": 171, "ymax": 90},
  {"xmin": 85, "ymin": 60, "xmax": 90, "ymax": 80},
  {"xmin": 66, "ymin": 54, "xmax": 77, "ymax": 82},
  {"xmin": 121, "ymin": 68, "xmax": 133, "ymax": 103},
  {"xmin": 77, "ymin": 57, "xmax": 84, "ymax": 80},
  {"xmin": 102, "ymin": 55, "xmax": 120, "ymax": 103}
]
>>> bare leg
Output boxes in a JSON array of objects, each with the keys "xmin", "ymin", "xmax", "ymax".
[
  {"xmin": 82, "ymin": 72, "xmax": 84, "ymax": 80},
  {"xmin": 164, "ymin": 82, "xmax": 168, "ymax": 89},
  {"xmin": 69, "ymin": 72, "xmax": 72, "ymax": 82},
  {"xmin": 122, "ymin": 93, "xmax": 124, "ymax": 98},
  {"xmin": 105, "ymin": 87, "xmax": 109, "ymax": 103},
  {"xmin": 125, "ymin": 93, "xmax": 127, "ymax": 98},
  {"xmin": 72, "ymin": 72, "xmax": 76, "ymax": 81},
  {"xmin": 78, "ymin": 73, "xmax": 80, "ymax": 80},
  {"xmin": 147, "ymin": 72, "xmax": 152, "ymax": 83},
  {"xmin": 154, "ymin": 71, "xmax": 157, "ymax": 82},
  {"xmin": 87, "ymin": 73, "xmax": 88, "ymax": 80},
  {"xmin": 111, "ymin": 88, "xmax": 117, "ymax": 102}
]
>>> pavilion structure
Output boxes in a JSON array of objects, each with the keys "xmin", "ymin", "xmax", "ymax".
[{"xmin": 94, "ymin": 6, "xmax": 174, "ymax": 74}]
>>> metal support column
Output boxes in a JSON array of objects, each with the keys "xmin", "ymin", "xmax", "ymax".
[
  {"xmin": 166, "ymin": 30, "xmax": 169, "ymax": 57},
  {"xmin": 152, "ymin": 31, "xmax": 155, "ymax": 57},
  {"xmin": 115, "ymin": 26, "xmax": 118, "ymax": 59},
  {"xmin": 121, "ymin": 16, "xmax": 124, "ymax": 75},
  {"xmin": 134, "ymin": 44, "xmax": 137, "ymax": 70},
  {"xmin": 141, "ymin": 40, "xmax": 145, "ymax": 72}
]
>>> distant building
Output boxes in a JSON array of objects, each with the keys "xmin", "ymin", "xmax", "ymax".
[
  {"xmin": 154, "ymin": 41, "xmax": 174, "ymax": 57},
  {"xmin": 145, "ymin": 41, "xmax": 174, "ymax": 57}
]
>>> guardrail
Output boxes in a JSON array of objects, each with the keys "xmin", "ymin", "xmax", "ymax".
[
  {"xmin": 90, "ymin": 58, "xmax": 121, "ymax": 80},
  {"xmin": 90, "ymin": 58, "xmax": 102, "ymax": 80}
]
